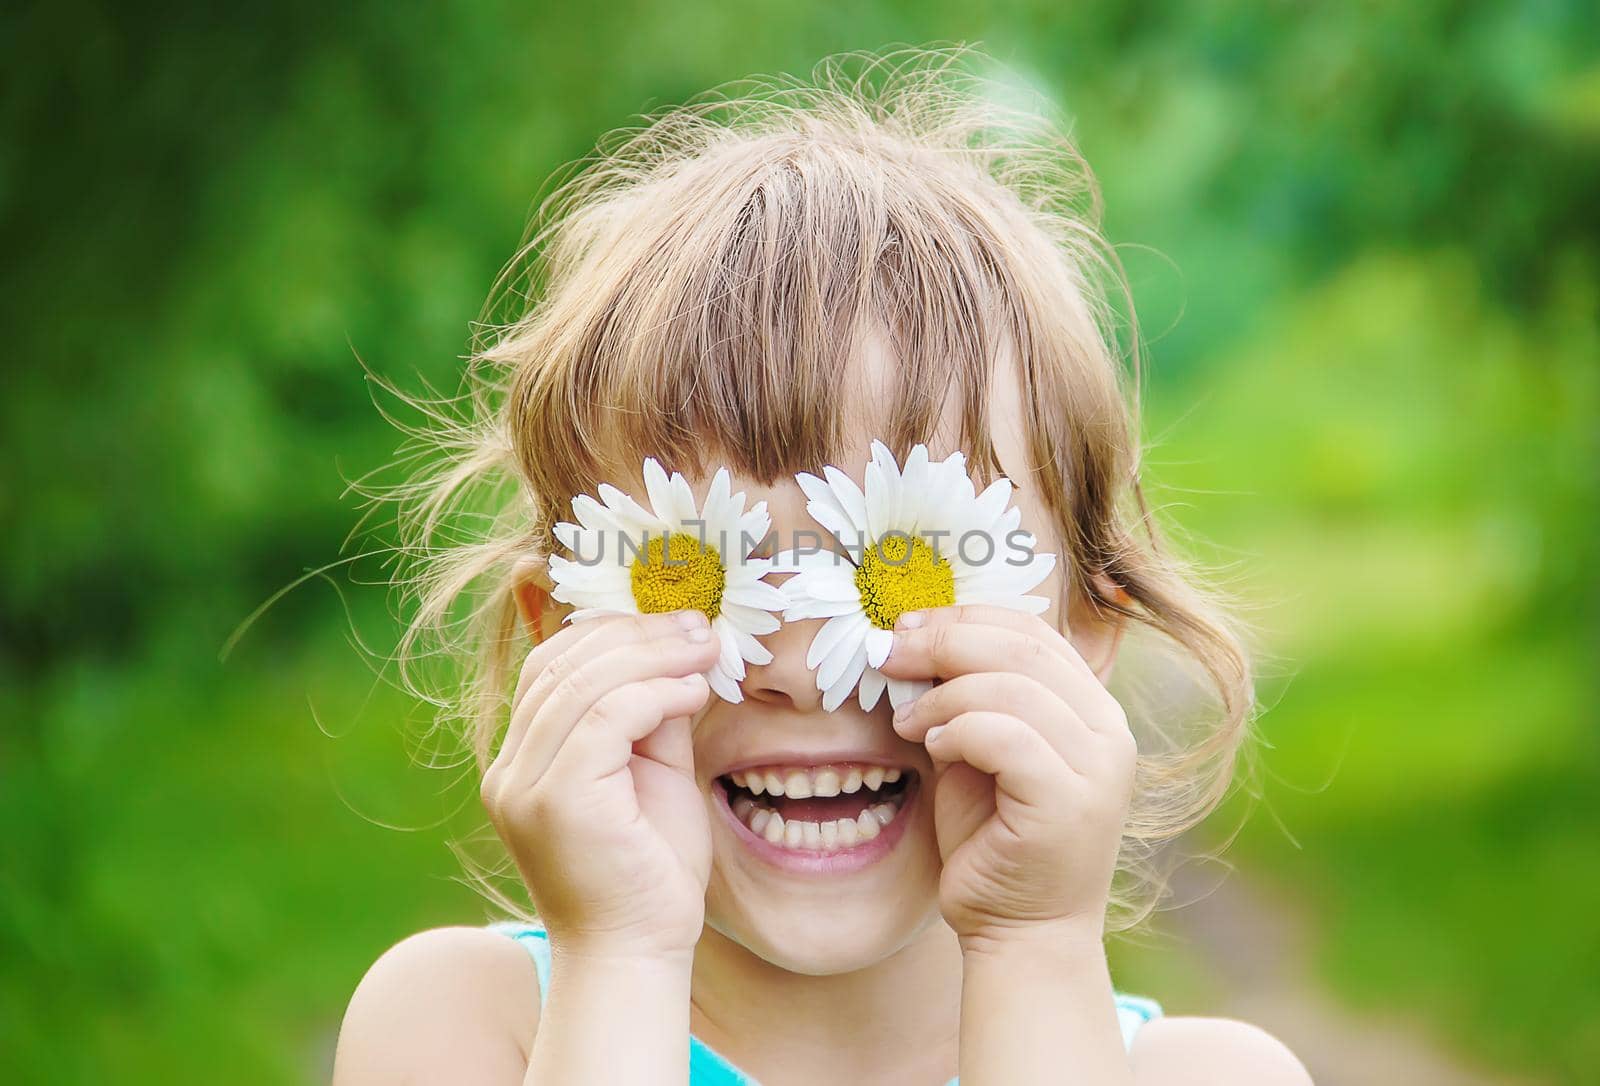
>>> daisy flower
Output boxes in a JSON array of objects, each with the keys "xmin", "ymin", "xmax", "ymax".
[
  {"xmin": 781, "ymin": 441, "xmax": 1057, "ymax": 712},
  {"xmin": 546, "ymin": 458, "xmax": 787, "ymax": 703}
]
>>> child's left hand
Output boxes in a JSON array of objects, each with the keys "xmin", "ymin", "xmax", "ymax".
[{"xmin": 880, "ymin": 604, "xmax": 1138, "ymax": 950}]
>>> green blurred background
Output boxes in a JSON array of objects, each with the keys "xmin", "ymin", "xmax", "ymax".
[{"xmin": 3, "ymin": 3, "xmax": 1596, "ymax": 1083}]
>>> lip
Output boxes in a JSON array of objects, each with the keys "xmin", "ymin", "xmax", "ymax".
[{"xmin": 711, "ymin": 771, "xmax": 919, "ymax": 876}]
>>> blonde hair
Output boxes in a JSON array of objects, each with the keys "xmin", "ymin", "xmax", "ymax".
[{"xmin": 369, "ymin": 47, "xmax": 1255, "ymax": 930}]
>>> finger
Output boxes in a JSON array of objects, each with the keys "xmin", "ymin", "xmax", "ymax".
[
  {"xmin": 512, "ymin": 608, "xmax": 708, "ymax": 707},
  {"xmin": 929, "ymin": 761, "xmax": 995, "ymax": 864},
  {"xmin": 893, "ymin": 672, "xmax": 1094, "ymax": 767},
  {"xmin": 544, "ymin": 673, "xmax": 710, "ymax": 784},
  {"xmin": 923, "ymin": 711, "xmax": 1074, "ymax": 808},
  {"xmin": 501, "ymin": 626, "xmax": 719, "ymax": 782},
  {"xmin": 881, "ymin": 620, "xmax": 1110, "ymax": 715},
  {"xmin": 502, "ymin": 610, "xmax": 711, "ymax": 759},
  {"xmin": 892, "ymin": 605, "xmax": 1122, "ymax": 715},
  {"xmin": 632, "ymin": 687, "xmax": 702, "ymax": 777},
  {"xmin": 511, "ymin": 620, "xmax": 598, "ymax": 708},
  {"xmin": 899, "ymin": 604, "xmax": 1077, "ymax": 665}
]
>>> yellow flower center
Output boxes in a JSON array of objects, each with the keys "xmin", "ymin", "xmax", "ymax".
[
  {"xmin": 630, "ymin": 533, "xmax": 725, "ymax": 619},
  {"xmin": 854, "ymin": 534, "xmax": 955, "ymax": 630}
]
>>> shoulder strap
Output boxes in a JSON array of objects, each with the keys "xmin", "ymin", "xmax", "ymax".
[
  {"xmin": 490, "ymin": 921, "xmax": 552, "ymax": 1001},
  {"xmin": 490, "ymin": 922, "xmax": 756, "ymax": 1084},
  {"xmin": 490, "ymin": 923, "xmax": 1159, "ymax": 1070},
  {"xmin": 1114, "ymin": 992, "xmax": 1163, "ymax": 1049}
]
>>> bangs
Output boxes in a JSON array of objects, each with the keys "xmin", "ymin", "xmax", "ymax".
[
  {"xmin": 499, "ymin": 136, "xmax": 1022, "ymax": 521},
  {"xmin": 483, "ymin": 57, "xmax": 1127, "ymax": 544}
]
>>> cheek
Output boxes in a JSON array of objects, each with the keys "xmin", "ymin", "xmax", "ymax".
[
  {"xmin": 1049, "ymin": 566, "xmax": 1073, "ymax": 631},
  {"xmin": 1014, "ymin": 503, "xmax": 1070, "ymax": 627}
]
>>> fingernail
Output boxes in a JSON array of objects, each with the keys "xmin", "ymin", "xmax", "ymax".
[
  {"xmin": 895, "ymin": 611, "xmax": 925, "ymax": 630},
  {"xmin": 893, "ymin": 701, "xmax": 912, "ymax": 725},
  {"xmin": 687, "ymin": 626, "xmax": 711, "ymax": 643},
  {"xmin": 675, "ymin": 609, "xmax": 708, "ymax": 630},
  {"xmin": 924, "ymin": 725, "xmax": 945, "ymax": 744}
]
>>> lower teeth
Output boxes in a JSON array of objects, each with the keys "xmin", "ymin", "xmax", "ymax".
[{"xmin": 738, "ymin": 800, "xmax": 901, "ymax": 851}]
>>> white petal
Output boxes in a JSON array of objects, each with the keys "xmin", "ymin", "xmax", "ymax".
[
  {"xmin": 545, "ymin": 559, "xmax": 620, "ymax": 593},
  {"xmin": 702, "ymin": 469, "xmax": 733, "ymax": 538},
  {"xmin": 785, "ymin": 568, "xmax": 860, "ymax": 602},
  {"xmin": 570, "ymin": 494, "xmax": 633, "ymax": 537},
  {"xmin": 897, "ymin": 444, "xmax": 931, "ymax": 530},
  {"xmin": 713, "ymin": 618, "xmax": 746, "ymax": 678},
  {"xmin": 973, "ymin": 477, "xmax": 1013, "ymax": 526},
  {"xmin": 864, "ymin": 627, "xmax": 894, "ymax": 669},
  {"xmin": 951, "ymin": 589, "xmax": 1047, "ymax": 613},
  {"xmin": 887, "ymin": 677, "xmax": 931, "ymax": 711},
  {"xmin": 957, "ymin": 552, "xmax": 1057, "ymax": 597},
  {"xmin": 550, "ymin": 581, "xmax": 633, "ymax": 610},
  {"xmin": 735, "ymin": 555, "xmax": 774, "ymax": 580},
  {"xmin": 734, "ymin": 504, "xmax": 773, "ymax": 557},
  {"xmin": 669, "ymin": 471, "xmax": 699, "ymax": 527},
  {"xmin": 1027, "ymin": 551, "xmax": 1059, "ymax": 586},
  {"xmin": 869, "ymin": 439, "xmax": 899, "ymax": 475},
  {"xmin": 565, "ymin": 605, "xmax": 634, "ymax": 623},
  {"xmin": 817, "ymin": 620, "xmax": 869, "ymax": 691},
  {"xmin": 821, "ymin": 677, "xmax": 852, "ymax": 713},
  {"xmin": 780, "ymin": 583, "xmax": 854, "ymax": 616},
  {"xmin": 554, "ymin": 527, "xmax": 613, "ymax": 566},
  {"xmin": 642, "ymin": 458, "xmax": 676, "ymax": 523},
  {"xmin": 796, "ymin": 472, "xmax": 860, "ymax": 542},
  {"xmin": 595, "ymin": 483, "xmax": 657, "ymax": 531},
  {"xmin": 723, "ymin": 579, "xmax": 788, "ymax": 612},
  {"xmin": 769, "ymin": 547, "xmax": 853, "ymax": 575},
  {"xmin": 720, "ymin": 602, "xmax": 780, "ymax": 636},
  {"xmin": 856, "ymin": 666, "xmax": 888, "ymax": 711},
  {"xmin": 821, "ymin": 642, "xmax": 868, "ymax": 712},
  {"xmin": 863, "ymin": 457, "xmax": 894, "ymax": 546},
  {"xmin": 806, "ymin": 613, "xmax": 869, "ymax": 670},
  {"xmin": 942, "ymin": 450, "xmax": 976, "ymax": 500},
  {"xmin": 569, "ymin": 583, "xmax": 637, "ymax": 609},
  {"xmin": 873, "ymin": 440, "xmax": 910, "ymax": 535},
  {"xmin": 946, "ymin": 524, "xmax": 1030, "ymax": 582},
  {"xmin": 732, "ymin": 626, "xmax": 774, "ymax": 666},
  {"xmin": 926, "ymin": 453, "xmax": 979, "ymax": 534},
  {"xmin": 930, "ymin": 483, "xmax": 988, "ymax": 550},
  {"xmin": 706, "ymin": 663, "xmax": 743, "ymax": 703},
  {"xmin": 821, "ymin": 466, "xmax": 870, "ymax": 535},
  {"xmin": 995, "ymin": 505, "xmax": 1024, "ymax": 539},
  {"xmin": 782, "ymin": 596, "xmax": 863, "ymax": 621}
]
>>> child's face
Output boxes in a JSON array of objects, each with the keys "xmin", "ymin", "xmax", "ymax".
[{"xmin": 651, "ymin": 336, "xmax": 1075, "ymax": 973}]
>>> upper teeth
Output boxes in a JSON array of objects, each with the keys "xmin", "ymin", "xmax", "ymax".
[{"xmin": 730, "ymin": 763, "xmax": 903, "ymax": 798}]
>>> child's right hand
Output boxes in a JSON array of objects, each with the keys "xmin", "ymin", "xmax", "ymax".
[{"xmin": 481, "ymin": 609, "xmax": 720, "ymax": 963}]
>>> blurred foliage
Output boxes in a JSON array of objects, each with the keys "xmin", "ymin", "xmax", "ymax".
[{"xmin": 2, "ymin": 1, "xmax": 1595, "ymax": 1083}]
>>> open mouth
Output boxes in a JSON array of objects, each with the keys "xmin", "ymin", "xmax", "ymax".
[{"xmin": 714, "ymin": 763, "xmax": 918, "ymax": 853}]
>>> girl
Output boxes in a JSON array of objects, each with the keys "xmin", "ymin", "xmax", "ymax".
[{"xmin": 333, "ymin": 50, "xmax": 1311, "ymax": 1085}]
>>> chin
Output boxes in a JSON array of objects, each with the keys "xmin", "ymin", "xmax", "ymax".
[{"xmin": 698, "ymin": 759, "xmax": 944, "ymax": 974}]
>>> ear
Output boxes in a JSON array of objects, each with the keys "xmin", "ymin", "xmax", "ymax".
[
  {"xmin": 511, "ymin": 554, "xmax": 557, "ymax": 642},
  {"xmin": 1064, "ymin": 570, "xmax": 1132, "ymax": 685}
]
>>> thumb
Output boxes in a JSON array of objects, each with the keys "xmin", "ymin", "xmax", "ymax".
[{"xmin": 632, "ymin": 705, "xmax": 699, "ymax": 778}]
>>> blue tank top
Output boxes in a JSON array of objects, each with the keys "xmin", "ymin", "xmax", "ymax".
[{"xmin": 493, "ymin": 921, "xmax": 1162, "ymax": 1084}]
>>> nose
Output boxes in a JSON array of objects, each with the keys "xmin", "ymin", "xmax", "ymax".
[{"xmin": 741, "ymin": 615, "xmax": 825, "ymax": 712}]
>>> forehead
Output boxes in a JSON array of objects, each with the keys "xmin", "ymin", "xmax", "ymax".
[
  {"xmin": 604, "ymin": 322, "xmax": 1036, "ymax": 502},
  {"xmin": 658, "ymin": 329, "xmax": 1049, "ymax": 547},
  {"xmin": 835, "ymin": 322, "xmax": 1033, "ymax": 483}
]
